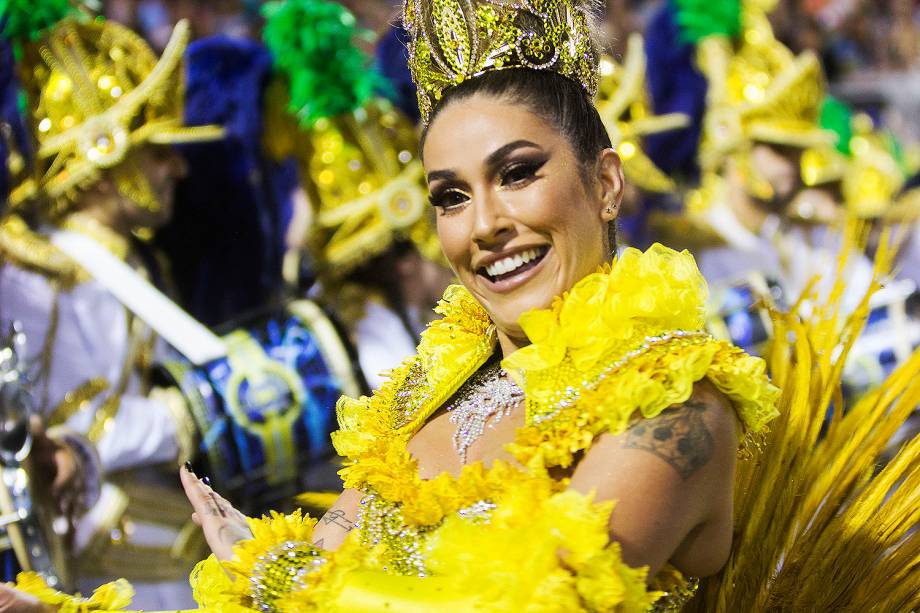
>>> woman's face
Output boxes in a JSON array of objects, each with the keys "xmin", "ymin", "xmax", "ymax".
[{"xmin": 422, "ymin": 94, "xmax": 622, "ymax": 349}]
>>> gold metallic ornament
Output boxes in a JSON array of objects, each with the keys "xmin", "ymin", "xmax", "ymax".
[
  {"xmin": 595, "ymin": 34, "xmax": 689, "ymax": 193},
  {"xmin": 801, "ymin": 114, "xmax": 920, "ymax": 220},
  {"xmin": 696, "ymin": 4, "xmax": 835, "ymax": 177},
  {"xmin": 10, "ymin": 17, "xmax": 223, "ymax": 219},
  {"xmin": 264, "ymin": 82, "xmax": 444, "ymax": 282},
  {"xmin": 403, "ymin": 0, "xmax": 602, "ymax": 123}
]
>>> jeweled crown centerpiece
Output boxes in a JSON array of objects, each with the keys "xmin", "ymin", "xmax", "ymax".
[{"xmin": 404, "ymin": 0, "xmax": 602, "ymax": 122}]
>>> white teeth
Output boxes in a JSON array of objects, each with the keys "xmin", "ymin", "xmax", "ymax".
[{"xmin": 484, "ymin": 248, "xmax": 544, "ymax": 278}]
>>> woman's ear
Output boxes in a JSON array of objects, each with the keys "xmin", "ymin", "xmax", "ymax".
[{"xmin": 597, "ymin": 148, "xmax": 624, "ymax": 222}]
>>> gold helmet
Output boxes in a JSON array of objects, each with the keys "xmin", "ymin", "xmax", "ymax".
[
  {"xmin": 595, "ymin": 33, "xmax": 689, "ymax": 193},
  {"xmin": 261, "ymin": 0, "xmax": 443, "ymax": 283},
  {"xmin": 695, "ymin": 5, "xmax": 835, "ymax": 189},
  {"xmin": 8, "ymin": 12, "xmax": 223, "ymax": 217},
  {"xmin": 801, "ymin": 102, "xmax": 920, "ymax": 220}
]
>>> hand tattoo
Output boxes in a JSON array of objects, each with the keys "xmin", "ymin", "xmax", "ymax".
[
  {"xmin": 206, "ymin": 492, "xmax": 229, "ymax": 517},
  {"xmin": 320, "ymin": 508, "xmax": 354, "ymax": 532},
  {"xmin": 623, "ymin": 399, "xmax": 715, "ymax": 479}
]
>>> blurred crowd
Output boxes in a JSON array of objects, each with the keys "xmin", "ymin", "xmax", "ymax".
[{"xmin": 103, "ymin": 0, "xmax": 920, "ymax": 136}]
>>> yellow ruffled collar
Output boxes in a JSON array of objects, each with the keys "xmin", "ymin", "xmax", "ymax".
[{"xmin": 331, "ymin": 243, "xmax": 780, "ymax": 523}]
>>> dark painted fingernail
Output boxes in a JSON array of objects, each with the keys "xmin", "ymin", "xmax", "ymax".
[
  {"xmin": 201, "ymin": 476, "xmax": 211, "ymax": 486},
  {"xmin": 184, "ymin": 461, "xmax": 195, "ymax": 474}
]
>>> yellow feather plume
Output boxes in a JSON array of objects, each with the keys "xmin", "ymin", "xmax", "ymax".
[{"xmin": 684, "ymin": 226, "xmax": 920, "ymax": 611}]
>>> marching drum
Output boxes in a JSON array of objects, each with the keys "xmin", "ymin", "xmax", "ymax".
[
  {"xmin": 707, "ymin": 273, "xmax": 786, "ymax": 355},
  {"xmin": 158, "ymin": 300, "xmax": 364, "ymax": 514}
]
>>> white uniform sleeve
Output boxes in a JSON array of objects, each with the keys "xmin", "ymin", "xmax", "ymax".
[
  {"xmin": 0, "ymin": 264, "xmax": 182, "ymax": 473},
  {"xmin": 354, "ymin": 301, "xmax": 419, "ymax": 390}
]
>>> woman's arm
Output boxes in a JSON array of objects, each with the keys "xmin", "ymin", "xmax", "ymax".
[
  {"xmin": 568, "ymin": 378, "xmax": 739, "ymax": 578},
  {"xmin": 308, "ymin": 488, "xmax": 363, "ymax": 551}
]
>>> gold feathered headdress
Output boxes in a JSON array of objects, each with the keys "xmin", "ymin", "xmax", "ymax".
[
  {"xmin": 403, "ymin": 0, "xmax": 602, "ymax": 123},
  {"xmin": 801, "ymin": 106, "xmax": 920, "ymax": 220},
  {"xmin": 10, "ymin": 16, "xmax": 223, "ymax": 217},
  {"xmin": 261, "ymin": 0, "xmax": 443, "ymax": 282},
  {"xmin": 695, "ymin": 6, "xmax": 835, "ymax": 181}
]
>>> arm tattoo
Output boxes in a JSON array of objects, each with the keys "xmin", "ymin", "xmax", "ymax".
[
  {"xmin": 312, "ymin": 538, "xmax": 325, "ymax": 548},
  {"xmin": 623, "ymin": 399, "xmax": 715, "ymax": 480},
  {"xmin": 319, "ymin": 508, "xmax": 355, "ymax": 532}
]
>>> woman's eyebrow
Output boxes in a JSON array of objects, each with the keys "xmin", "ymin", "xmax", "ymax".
[
  {"xmin": 426, "ymin": 169, "xmax": 458, "ymax": 183},
  {"xmin": 426, "ymin": 140, "xmax": 543, "ymax": 183},
  {"xmin": 484, "ymin": 140, "xmax": 543, "ymax": 169}
]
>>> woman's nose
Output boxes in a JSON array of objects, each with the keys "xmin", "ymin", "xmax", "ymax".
[{"xmin": 470, "ymin": 191, "xmax": 514, "ymax": 247}]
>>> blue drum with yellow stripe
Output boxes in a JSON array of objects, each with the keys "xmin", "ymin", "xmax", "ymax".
[{"xmin": 159, "ymin": 300, "xmax": 364, "ymax": 513}]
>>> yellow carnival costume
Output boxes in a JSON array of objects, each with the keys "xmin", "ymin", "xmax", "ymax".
[{"xmin": 183, "ymin": 244, "xmax": 778, "ymax": 613}]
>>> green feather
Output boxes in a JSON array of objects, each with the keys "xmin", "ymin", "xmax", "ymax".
[
  {"xmin": 672, "ymin": 0, "xmax": 741, "ymax": 44},
  {"xmin": 261, "ymin": 0, "xmax": 384, "ymax": 126},
  {"xmin": 0, "ymin": 0, "xmax": 76, "ymax": 43},
  {"xmin": 819, "ymin": 96, "xmax": 854, "ymax": 155}
]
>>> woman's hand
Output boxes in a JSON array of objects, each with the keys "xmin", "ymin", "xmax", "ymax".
[
  {"xmin": 180, "ymin": 465, "xmax": 252, "ymax": 562},
  {"xmin": 27, "ymin": 418, "xmax": 81, "ymax": 517}
]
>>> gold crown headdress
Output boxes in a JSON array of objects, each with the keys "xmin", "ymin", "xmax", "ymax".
[
  {"xmin": 403, "ymin": 0, "xmax": 602, "ymax": 122},
  {"xmin": 8, "ymin": 15, "xmax": 223, "ymax": 218},
  {"xmin": 595, "ymin": 34, "xmax": 689, "ymax": 193},
  {"xmin": 261, "ymin": 0, "xmax": 444, "ymax": 282}
]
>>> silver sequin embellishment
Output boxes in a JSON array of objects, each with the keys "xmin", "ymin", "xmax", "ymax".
[{"xmin": 445, "ymin": 362, "xmax": 524, "ymax": 464}]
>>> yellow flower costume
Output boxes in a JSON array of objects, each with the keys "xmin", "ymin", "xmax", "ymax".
[{"xmin": 179, "ymin": 244, "xmax": 778, "ymax": 612}]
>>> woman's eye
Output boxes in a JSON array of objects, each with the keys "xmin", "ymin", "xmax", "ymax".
[
  {"xmin": 429, "ymin": 189, "xmax": 469, "ymax": 211},
  {"xmin": 501, "ymin": 160, "xmax": 545, "ymax": 187}
]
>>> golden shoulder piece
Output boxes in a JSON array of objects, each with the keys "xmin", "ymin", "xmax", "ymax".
[
  {"xmin": 404, "ymin": 0, "xmax": 601, "ymax": 122},
  {"xmin": 697, "ymin": 5, "xmax": 834, "ymax": 175},
  {"xmin": 596, "ymin": 33, "xmax": 689, "ymax": 193},
  {"xmin": 11, "ymin": 17, "xmax": 223, "ymax": 217}
]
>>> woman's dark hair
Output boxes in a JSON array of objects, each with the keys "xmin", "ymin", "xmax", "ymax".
[{"xmin": 420, "ymin": 68, "xmax": 618, "ymax": 253}]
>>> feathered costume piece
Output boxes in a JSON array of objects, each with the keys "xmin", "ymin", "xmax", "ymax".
[
  {"xmin": 684, "ymin": 231, "xmax": 920, "ymax": 611},
  {"xmin": 261, "ymin": 0, "xmax": 383, "ymax": 127},
  {"xmin": 800, "ymin": 97, "xmax": 920, "ymax": 221}
]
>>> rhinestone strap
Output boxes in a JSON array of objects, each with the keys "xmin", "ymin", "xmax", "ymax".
[
  {"xmin": 531, "ymin": 330, "xmax": 712, "ymax": 424},
  {"xmin": 250, "ymin": 540, "xmax": 327, "ymax": 612}
]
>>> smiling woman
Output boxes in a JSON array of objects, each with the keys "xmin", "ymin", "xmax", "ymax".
[
  {"xmin": 422, "ymin": 78, "xmax": 621, "ymax": 353},
  {"xmin": 12, "ymin": 1, "xmax": 920, "ymax": 613},
  {"xmin": 167, "ymin": 0, "xmax": 779, "ymax": 610}
]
